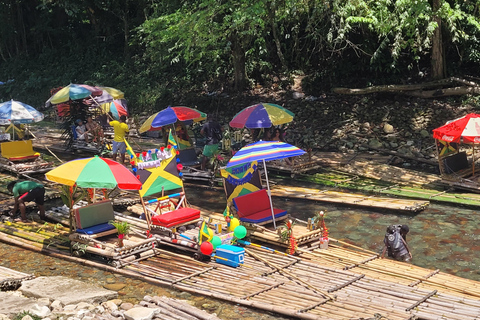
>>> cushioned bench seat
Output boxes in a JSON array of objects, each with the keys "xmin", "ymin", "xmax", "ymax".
[
  {"xmin": 76, "ymin": 223, "xmax": 116, "ymax": 235},
  {"xmin": 1, "ymin": 140, "xmax": 39, "ymax": 161},
  {"xmin": 74, "ymin": 200, "xmax": 117, "ymax": 237},
  {"xmin": 233, "ymin": 189, "xmax": 287, "ymax": 224},
  {"xmin": 151, "ymin": 207, "xmax": 201, "ymax": 228}
]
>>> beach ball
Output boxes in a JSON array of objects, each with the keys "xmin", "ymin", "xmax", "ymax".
[
  {"xmin": 234, "ymin": 225, "xmax": 247, "ymax": 239},
  {"xmin": 200, "ymin": 241, "xmax": 213, "ymax": 255},
  {"xmin": 211, "ymin": 236, "xmax": 222, "ymax": 249},
  {"xmin": 229, "ymin": 218, "xmax": 240, "ymax": 232}
]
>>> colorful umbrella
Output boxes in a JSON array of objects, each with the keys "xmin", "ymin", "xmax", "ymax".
[
  {"xmin": 139, "ymin": 106, "xmax": 207, "ymax": 133},
  {"xmin": 226, "ymin": 141, "xmax": 305, "ymax": 228},
  {"xmin": 45, "ymin": 84, "xmax": 102, "ymax": 107},
  {"xmin": 0, "ymin": 100, "xmax": 44, "ymax": 125},
  {"xmin": 89, "ymin": 86, "xmax": 125, "ymax": 105},
  {"xmin": 100, "ymin": 99, "xmax": 128, "ymax": 120},
  {"xmin": 229, "ymin": 103, "xmax": 294, "ymax": 129},
  {"xmin": 45, "ymin": 156, "xmax": 142, "ymax": 190},
  {"xmin": 432, "ymin": 113, "xmax": 480, "ymax": 143}
]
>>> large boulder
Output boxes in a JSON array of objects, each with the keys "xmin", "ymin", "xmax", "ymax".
[{"xmin": 20, "ymin": 276, "xmax": 117, "ymax": 305}]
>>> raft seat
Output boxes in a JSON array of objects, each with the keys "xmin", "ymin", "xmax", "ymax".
[
  {"xmin": 1, "ymin": 140, "xmax": 39, "ymax": 162},
  {"xmin": 233, "ymin": 189, "xmax": 287, "ymax": 224},
  {"xmin": 74, "ymin": 200, "xmax": 116, "ymax": 237},
  {"xmin": 151, "ymin": 207, "xmax": 201, "ymax": 228}
]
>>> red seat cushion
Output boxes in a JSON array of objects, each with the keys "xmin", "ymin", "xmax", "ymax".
[
  {"xmin": 239, "ymin": 208, "xmax": 287, "ymax": 223},
  {"xmin": 151, "ymin": 207, "xmax": 200, "ymax": 228},
  {"xmin": 8, "ymin": 154, "xmax": 39, "ymax": 162},
  {"xmin": 233, "ymin": 189, "xmax": 271, "ymax": 218}
]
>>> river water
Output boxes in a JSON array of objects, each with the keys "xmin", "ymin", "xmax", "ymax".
[{"xmin": 1, "ymin": 180, "xmax": 479, "ymax": 319}]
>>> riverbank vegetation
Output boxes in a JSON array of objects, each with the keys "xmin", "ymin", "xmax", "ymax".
[{"xmin": 1, "ymin": 0, "xmax": 480, "ymax": 158}]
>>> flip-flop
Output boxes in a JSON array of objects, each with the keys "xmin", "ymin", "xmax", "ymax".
[{"xmin": 13, "ymin": 218, "xmax": 29, "ymax": 223}]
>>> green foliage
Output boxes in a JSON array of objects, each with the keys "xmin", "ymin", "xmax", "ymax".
[
  {"xmin": 109, "ymin": 220, "xmax": 131, "ymax": 235},
  {"xmin": 13, "ymin": 311, "xmax": 41, "ymax": 320}
]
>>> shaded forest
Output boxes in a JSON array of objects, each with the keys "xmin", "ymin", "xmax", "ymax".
[{"xmin": 0, "ymin": 0, "xmax": 479, "ymax": 114}]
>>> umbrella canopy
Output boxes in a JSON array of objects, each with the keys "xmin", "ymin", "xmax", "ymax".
[
  {"xmin": 46, "ymin": 84, "xmax": 102, "ymax": 106},
  {"xmin": 101, "ymin": 99, "xmax": 128, "ymax": 120},
  {"xmin": 139, "ymin": 106, "xmax": 207, "ymax": 133},
  {"xmin": 89, "ymin": 86, "xmax": 125, "ymax": 105},
  {"xmin": 229, "ymin": 103, "xmax": 294, "ymax": 129},
  {"xmin": 227, "ymin": 140, "xmax": 305, "ymax": 168},
  {"xmin": 45, "ymin": 156, "xmax": 142, "ymax": 190},
  {"xmin": 226, "ymin": 141, "xmax": 305, "ymax": 229},
  {"xmin": 0, "ymin": 100, "xmax": 44, "ymax": 125},
  {"xmin": 433, "ymin": 113, "xmax": 480, "ymax": 143}
]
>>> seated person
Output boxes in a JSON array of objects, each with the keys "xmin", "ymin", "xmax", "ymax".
[
  {"xmin": 270, "ymin": 128, "xmax": 292, "ymax": 166},
  {"xmin": 75, "ymin": 119, "xmax": 89, "ymax": 143},
  {"xmin": 86, "ymin": 116, "xmax": 104, "ymax": 143}
]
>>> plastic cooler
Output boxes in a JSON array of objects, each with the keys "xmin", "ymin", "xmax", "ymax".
[{"xmin": 215, "ymin": 244, "xmax": 245, "ymax": 267}]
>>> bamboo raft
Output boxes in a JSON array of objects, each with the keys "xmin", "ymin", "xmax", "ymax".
[
  {"xmin": 0, "ymin": 266, "xmax": 34, "ymax": 291},
  {"xmin": 271, "ymin": 185, "xmax": 429, "ymax": 213},
  {"xmin": 2, "ymin": 210, "xmax": 480, "ymax": 319}
]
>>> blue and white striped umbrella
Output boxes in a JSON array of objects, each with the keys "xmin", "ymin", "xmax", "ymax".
[
  {"xmin": 0, "ymin": 100, "xmax": 44, "ymax": 125},
  {"xmin": 226, "ymin": 140, "xmax": 305, "ymax": 229},
  {"xmin": 227, "ymin": 140, "xmax": 305, "ymax": 168}
]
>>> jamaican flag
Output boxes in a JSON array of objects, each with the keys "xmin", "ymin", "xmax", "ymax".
[
  {"xmin": 198, "ymin": 220, "xmax": 213, "ymax": 244},
  {"xmin": 137, "ymin": 147, "xmax": 183, "ymax": 197},
  {"xmin": 221, "ymin": 161, "xmax": 262, "ymax": 202}
]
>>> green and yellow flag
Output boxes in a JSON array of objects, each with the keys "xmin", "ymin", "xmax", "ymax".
[{"xmin": 168, "ymin": 129, "xmax": 177, "ymax": 147}]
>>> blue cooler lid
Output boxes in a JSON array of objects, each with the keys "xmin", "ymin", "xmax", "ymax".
[{"xmin": 216, "ymin": 244, "xmax": 245, "ymax": 253}]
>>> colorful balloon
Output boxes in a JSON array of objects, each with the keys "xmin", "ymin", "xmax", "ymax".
[
  {"xmin": 200, "ymin": 241, "xmax": 213, "ymax": 255},
  {"xmin": 211, "ymin": 236, "xmax": 222, "ymax": 249},
  {"xmin": 234, "ymin": 225, "xmax": 247, "ymax": 239},
  {"xmin": 229, "ymin": 218, "xmax": 240, "ymax": 232}
]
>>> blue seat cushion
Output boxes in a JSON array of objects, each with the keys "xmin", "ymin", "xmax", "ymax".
[{"xmin": 76, "ymin": 223, "xmax": 116, "ymax": 235}]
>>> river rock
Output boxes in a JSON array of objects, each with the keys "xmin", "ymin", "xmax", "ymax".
[
  {"xmin": 0, "ymin": 314, "xmax": 9, "ymax": 320},
  {"xmin": 0, "ymin": 292, "xmax": 38, "ymax": 316},
  {"xmin": 29, "ymin": 304, "xmax": 51, "ymax": 318},
  {"xmin": 21, "ymin": 316, "xmax": 33, "ymax": 320},
  {"xmin": 51, "ymin": 300, "xmax": 63, "ymax": 311},
  {"xmin": 20, "ymin": 276, "xmax": 117, "ymax": 305},
  {"xmin": 102, "ymin": 301, "xmax": 118, "ymax": 312},
  {"xmin": 103, "ymin": 283, "xmax": 126, "ymax": 291},
  {"xmin": 76, "ymin": 302, "xmax": 95, "ymax": 310},
  {"xmin": 368, "ymin": 139, "xmax": 383, "ymax": 148},
  {"xmin": 120, "ymin": 302, "xmax": 134, "ymax": 310},
  {"xmin": 124, "ymin": 307, "xmax": 159, "ymax": 320},
  {"xmin": 383, "ymin": 123, "xmax": 394, "ymax": 133}
]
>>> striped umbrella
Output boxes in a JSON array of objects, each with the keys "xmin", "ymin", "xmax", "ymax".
[
  {"xmin": 45, "ymin": 84, "xmax": 103, "ymax": 106},
  {"xmin": 226, "ymin": 141, "xmax": 305, "ymax": 228},
  {"xmin": 229, "ymin": 103, "xmax": 294, "ymax": 129},
  {"xmin": 46, "ymin": 156, "xmax": 142, "ymax": 190},
  {"xmin": 139, "ymin": 106, "xmax": 206, "ymax": 133},
  {"xmin": 100, "ymin": 99, "xmax": 128, "ymax": 120},
  {"xmin": 0, "ymin": 100, "xmax": 44, "ymax": 125}
]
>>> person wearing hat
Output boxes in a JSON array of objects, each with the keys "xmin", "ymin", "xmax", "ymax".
[{"xmin": 7, "ymin": 180, "xmax": 46, "ymax": 222}]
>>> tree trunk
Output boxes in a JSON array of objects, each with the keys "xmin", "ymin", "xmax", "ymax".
[
  {"xmin": 431, "ymin": 0, "xmax": 446, "ymax": 79},
  {"xmin": 266, "ymin": 2, "xmax": 287, "ymax": 70},
  {"xmin": 231, "ymin": 35, "xmax": 247, "ymax": 91}
]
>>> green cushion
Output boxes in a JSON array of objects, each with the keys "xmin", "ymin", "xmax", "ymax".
[{"xmin": 74, "ymin": 200, "xmax": 114, "ymax": 229}]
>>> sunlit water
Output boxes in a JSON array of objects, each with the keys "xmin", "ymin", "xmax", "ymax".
[{"xmin": 1, "ymin": 179, "xmax": 479, "ymax": 319}]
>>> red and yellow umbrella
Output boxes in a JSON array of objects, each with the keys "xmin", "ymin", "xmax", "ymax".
[{"xmin": 46, "ymin": 156, "xmax": 141, "ymax": 190}]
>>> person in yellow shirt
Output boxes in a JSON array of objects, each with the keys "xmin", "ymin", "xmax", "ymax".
[{"xmin": 109, "ymin": 115, "xmax": 129, "ymax": 163}]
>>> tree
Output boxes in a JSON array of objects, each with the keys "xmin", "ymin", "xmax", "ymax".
[{"xmin": 328, "ymin": 0, "xmax": 480, "ymax": 80}]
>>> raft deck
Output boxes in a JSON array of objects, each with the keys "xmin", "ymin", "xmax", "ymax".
[
  {"xmin": 271, "ymin": 185, "xmax": 429, "ymax": 213},
  {"xmin": 2, "ymin": 210, "xmax": 480, "ymax": 319}
]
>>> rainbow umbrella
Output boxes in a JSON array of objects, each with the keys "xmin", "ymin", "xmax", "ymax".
[
  {"xmin": 226, "ymin": 141, "xmax": 305, "ymax": 229},
  {"xmin": 100, "ymin": 99, "xmax": 128, "ymax": 120},
  {"xmin": 45, "ymin": 156, "xmax": 142, "ymax": 190},
  {"xmin": 229, "ymin": 103, "xmax": 294, "ymax": 129},
  {"xmin": 89, "ymin": 86, "xmax": 125, "ymax": 105},
  {"xmin": 45, "ymin": 84, "xmax": 103, "ymax": 107},
  {"xmin": 139, "ymin": 106, "xmax": 206, "ymax": 133}
]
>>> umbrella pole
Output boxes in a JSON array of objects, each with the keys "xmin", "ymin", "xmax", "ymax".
[
  {"xmin": 263, "ymin": 159, "xmax": 277, "ymax": 230},
  {"xmin": 473, "ymin": 144, "xmax": 476, "ymax": 175}
]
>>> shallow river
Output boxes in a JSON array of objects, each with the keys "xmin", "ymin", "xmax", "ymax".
[{"xmin": 1, "ymin": 180, "xmax": 479, "ymax": 319}]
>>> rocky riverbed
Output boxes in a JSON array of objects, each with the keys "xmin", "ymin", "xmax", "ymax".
[{"xmin": 0, "ymin": 276, "xmax": 222, "ymax": 320}]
